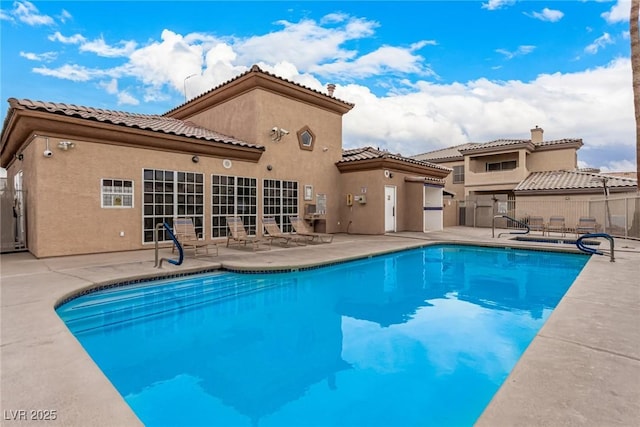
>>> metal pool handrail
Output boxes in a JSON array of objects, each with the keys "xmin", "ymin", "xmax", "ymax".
[
  {"xmin": 154, "ymin": 222, "xmax": 184, "ymax": 268},
  {"xmin": 576, "ymin": 233, "xmax": 615, "ymax": 262},
  {"xmin": 493, "ymin": 215, "xmax": 530, "ymax": 238}
]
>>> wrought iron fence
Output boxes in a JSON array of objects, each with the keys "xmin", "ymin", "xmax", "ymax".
[{"xmin": 462, "ymin": 194, "xmax": 640, "ymax": 240}]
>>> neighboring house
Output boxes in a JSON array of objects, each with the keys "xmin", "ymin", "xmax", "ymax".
[
  {"xmin": 413, "ymin": 127, "xmax": 638, "ymax": 233},
  {"xmin": 0, "ymin": 65, "xmax": 450, "ymax": 257}
]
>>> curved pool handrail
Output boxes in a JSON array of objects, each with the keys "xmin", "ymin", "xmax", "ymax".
[
  {"xmin": 576, "ymin": 233, "xmax": 615, "ymax": 262},
  {"xmin": 493, "ymin": 214, "xmax": 530, "ymax": 238},
  {"xmin": 154, "ymin": 222, "xmax": 184, "ymax": 268}
]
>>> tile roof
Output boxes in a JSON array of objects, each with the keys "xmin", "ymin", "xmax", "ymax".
[
  {"xmin": 164, "ymin": 64, "xmax": 354, "ymax": 116},
  {"xmin": 340, "ymin": 146, "xmax": 452, "ymax": 172},
  {"xmin": 413, "ymin": 138, "xmax": 582, "ymax": 162},
  {"xmin": 515, "ymin": 170, "xmax": 637, "ymax": 193},
  {"xmin": 6, "ymin": 98, "xmax": 263, "ymax": 150},
  {"xmin": 412, "ymin": 143, "xmax": 478, "ymax": 162}
]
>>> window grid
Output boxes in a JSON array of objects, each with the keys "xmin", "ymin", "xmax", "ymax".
[
  {"xmin": 263, "ymin": 179, "xmax": 298, "ymax": 232},
  {"xmin": 452, "ymin": 166, "xmax": 465, "ymax": 184},
  {"xmin": 211, "ymin": 175, "xmax": 257, "ymax": 238},
  {"xmin": 101, "ymin": 179, "xmax": 134, "ymax": 208},
  {"xmin": 142, "ymin": 169, "xmax": 204, "ymax": 243}
]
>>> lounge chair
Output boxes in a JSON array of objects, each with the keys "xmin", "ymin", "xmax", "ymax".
[
  {"xmin": 289, "ymin": 216, "xmax": 334, "ymax": 243},
  {"xmin": 546, "ymin": 216, "xmax": 566, "ymax": 237},
  {"xmin": 528, "ymin": 216, "xmax": 546, "ymax": 235},
  {"xmin": 226, "ymin": 216, "xmax": 268, "ymax": 251},
  {"xmin": 263, "ymin": 217, "xmax": 309, "ymax": 247},
  {"xmin": 575, "ymin": 217, "xmax": 600, "ymax": 236},
  {"xmin": 172, "ymin": 217, "xmax": 217, "ymax": 256}
]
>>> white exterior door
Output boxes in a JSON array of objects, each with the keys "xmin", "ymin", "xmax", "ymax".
[{"xmin": 384, "ymin": 185, "xmax": 396, "ymax": 232}]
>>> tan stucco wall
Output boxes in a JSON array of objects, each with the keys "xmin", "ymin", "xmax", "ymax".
[
  {"xmin": 186, "ymin": 87, "xmax": 345, "ymax": 233},
  {"xmin": 338, "ymin": 170, "xmax": 426, "ymax": 234},
  {"xmin": 17, "ymin": 131, "xmax": 350, "ymax": 257},
  {"xmin": 465, "ymin": 152, "xmax": 528, "ymax": 189},
  {"xmin": 526, "ymin": 148, "xmax": 577, "ymax": 172},
  {"xmin": 404, "ymin": 182, "xmax": 424, "ymax": 232}
]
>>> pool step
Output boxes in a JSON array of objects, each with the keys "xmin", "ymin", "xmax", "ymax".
[{"xmin": 57, "ymin": 272, "xmax": 288, "ymax": 333}]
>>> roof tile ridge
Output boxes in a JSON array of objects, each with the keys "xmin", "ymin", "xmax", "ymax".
[{"xmin": 164, "ymin": 64, "xmax": 354, "ymax": 116}]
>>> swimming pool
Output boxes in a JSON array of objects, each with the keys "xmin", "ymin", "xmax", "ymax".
[{"xmin": 57, "ymin": 244, "xmax": 588, "ymax": 426}]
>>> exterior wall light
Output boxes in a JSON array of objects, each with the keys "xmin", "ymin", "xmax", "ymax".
[{"xmin": 192, "ymin": 155, "xmax": 199, "ymax": 163}]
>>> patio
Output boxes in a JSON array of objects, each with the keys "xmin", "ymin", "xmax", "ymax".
[{"xmin": 1, "ymin": 227, "xmax": 638, "ymax": 426}]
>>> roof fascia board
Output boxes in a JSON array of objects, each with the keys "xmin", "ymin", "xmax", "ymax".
[
  {"xmin": 462, "ymin": 142, "xmax": 534, "ymax": 157},
  {"xmin": 337, "ymin": 157, "xmax": 451, "ymax": 178},
  {"xmin": 534, "ymin": 140, "xmax": 583, "ymax": 151}
]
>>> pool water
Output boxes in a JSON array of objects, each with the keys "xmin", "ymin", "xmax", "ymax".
[{"xmin": 57, "ymin": 245, "xmax": 588, "ymax": 427}]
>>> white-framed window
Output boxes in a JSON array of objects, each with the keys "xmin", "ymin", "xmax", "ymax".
[
  {"xmin": 263, "ymin": 179, "xmax": 298, "ymax": 232},
  {"xmin": 452, "ymin": 165, "xmax": 465, "ymax": 184},
  {"xmin": 211, "ymin": 175, "xmax": 258, "ymax": 238},
  {"xmin": 101, "ymin": 179, "xmax": 134, "ymax": 208},
  {"xmin": 142, "ymin": 169, "xmax": 204, "ymax": 243}
]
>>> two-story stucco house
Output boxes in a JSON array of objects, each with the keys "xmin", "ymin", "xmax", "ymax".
[
  {"xmin": 0, "ymin": 65, "xmax": 451, "ymax": 257},
  {"xmin": 413, "ymin": 127, "xmax": 638, "ymax": 233}
]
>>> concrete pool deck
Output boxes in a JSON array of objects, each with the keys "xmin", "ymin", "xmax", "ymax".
[{"xmin": 1, "ymin": 226, "xmax": 638, "ymax": 426}]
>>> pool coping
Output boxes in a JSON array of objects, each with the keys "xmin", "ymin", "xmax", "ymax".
[{"xmin": 1, "ymin": 229, "xmax": 639, "ymax": 426}]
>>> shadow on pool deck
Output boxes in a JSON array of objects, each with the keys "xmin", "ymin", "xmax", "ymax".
[{"xmin": 1, "ymin": 227, "xmax": 639, "ymax": 426}]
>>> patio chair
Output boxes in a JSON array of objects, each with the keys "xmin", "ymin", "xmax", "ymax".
[
  {"xmin": 546, "ymin": 216, "xmax": 566, "ymax": 237},
  {"xmin": 289, "ymin": 216, "xmax": 334, "ymax": 243},
  {"xmin": 528, "ymin": 216, "xmax": 546, "ymax": 235},
  {"xmin": 172, "ymin": 217, "xmax": 217, "ymax": 257},
  {"xmin": 226, "ymin": 216, "xmax": 268, "ymax": 251},
  {"xmin": 575, "ymin": 217, "xmax": 600, "ymax": 236},
  {"xmin": 262, "ymin": 217, "xmax": 310, "ymax": 247}
]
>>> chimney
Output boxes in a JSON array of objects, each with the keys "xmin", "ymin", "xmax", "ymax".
[
  {"xmin": 530, "ymin": 125, "xmax": 544, "ymax": 143},
  {"xmin": 327, "ymin": 83, "xmax": 336, "ymax": 97}
]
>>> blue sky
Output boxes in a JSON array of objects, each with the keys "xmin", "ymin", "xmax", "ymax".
[{"xmin": 0, "ymin": 0, "xmax": 635, "ymax": 172}]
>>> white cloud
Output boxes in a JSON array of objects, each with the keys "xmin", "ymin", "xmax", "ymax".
[
  {"xmin": 99, "ymin": 78, "xmax": 119, "ymax": 95},
  {"xmin": 58, "ymin": 9, "xmax": 72, "ymax": 24},
  {"xmin": 13, "ymin": 0, "xmax": 54, "ymax": 26},
  {"xmin": 99, "ymin": 79, "xmax": 139, "ymax": 105},
  {"xmin": 19, "ymin": 51, "xmax": 57, "ymax": 62},
  {"xmin": 601, "ymin": 0, "xmax": 630, "ymax": 24},
  {"xmin": 481, "ymin": 0, "xmax": 516, "ymax": 11},
  {"xmin": 116, "ymin": 91, "xmax": 139, "ymax": 106},
  {"xmin": 599, "ymin": 159, "xmax": 637, "ymax": 173},
  {"xmin": 235, "ymin": 16, "xmax": 377, "ymax": 71},
  {"xmin": 48, "ymin": 31, "xmax": 86, "ymax": 44},
  {"xmin": 16, "ymin": 13, "xmax": 634, "ymax": 171},
  {"xmin": 126, "ymin": 29, "xmax": 207, "ymax": 96},
  {"xmin": 79, "ymin": 37, "xmax": 137, "ymax": 58},
  {"xmin": 0, "ymin": 9, "xmax": 15, "ymax": 22},
  {"xmin": 312, "ymin": 44, "xmax": 433, "ymax": 79},
  {"xmin": 32, "ymin": 64, "xmax": 111, "ymax": 81},
  {"xmin": 337, "ymin": 58, "xmax": 633, "ymax": 167},
  {"xmin": 585, "ymin": 33, "xmax": 613, "ymax": 54},
  {"xmin": 526, "ymin": 8, "xmax": 564, "ymax": 23},
  {"xmin": 496, "ymin": 45, "xmax": 536, "ymax": 60}
]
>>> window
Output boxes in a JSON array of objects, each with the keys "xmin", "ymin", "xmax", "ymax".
[
  {"xmin": 211, "ymin": 175, "xmax": 257, "ymax": 238},
  {"xmin": 101, "ymin": 179, "xmax": 133, "ymax": 208},
  {"xmin": 297, "ymin": 126, "xmax": 315, "ymax": 151},
  {"xmin": 142, "ymin": 169, "xmax": 204, "ymax": 243},
  {"xmin": 263, "ymin": 179, "xmax": 298, "ymax": 232},
  {"xmin": 485, "ymin": 160, "xmax": 517, "ymax": 172},
  {"xmin": 452, "ymin": 166, "xmax": 465, "ymax": 184}
]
